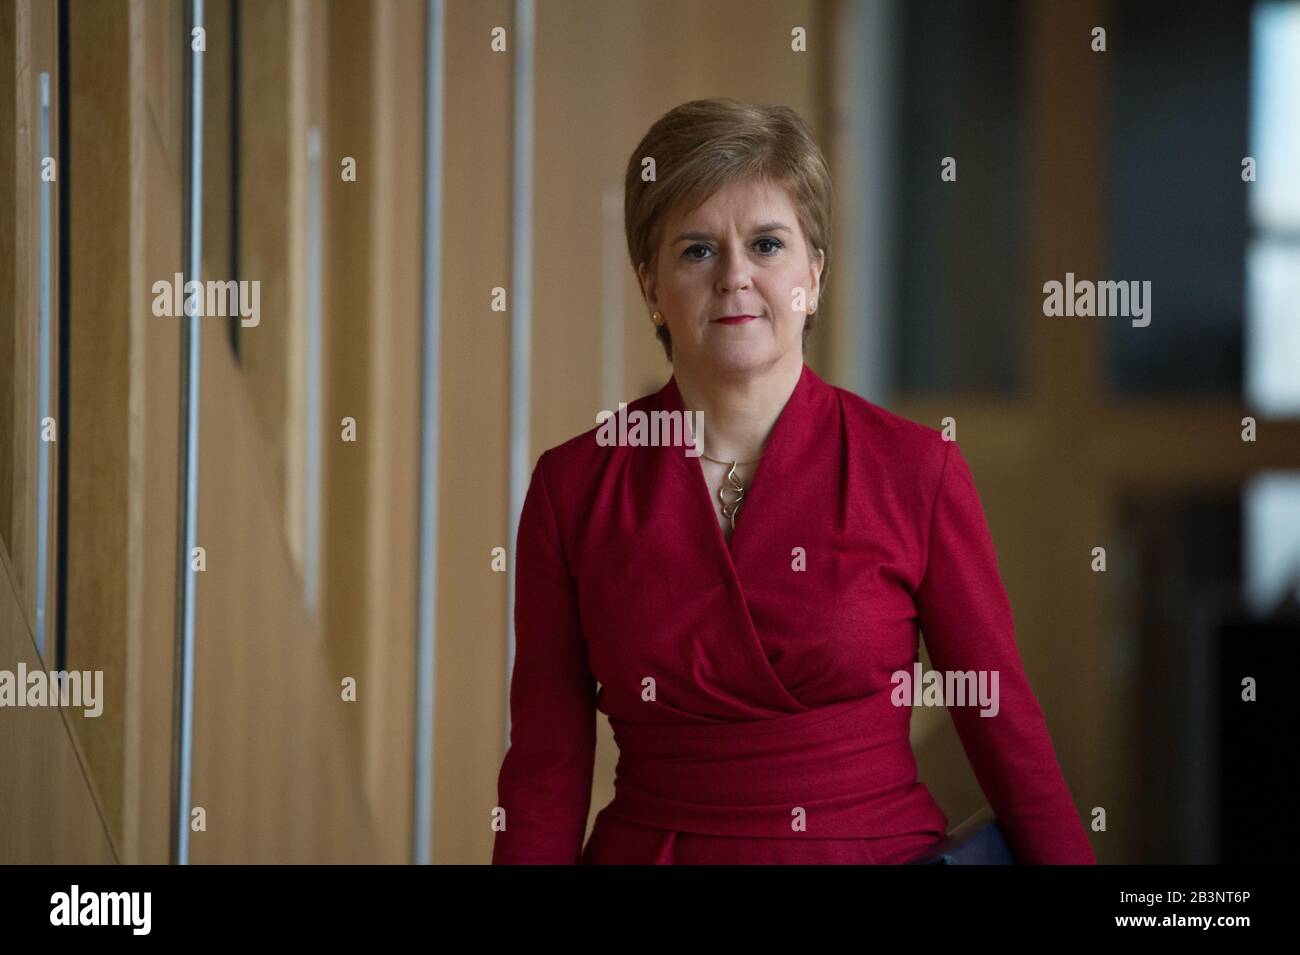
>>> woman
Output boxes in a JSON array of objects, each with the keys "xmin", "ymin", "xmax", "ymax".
[{"xmin": 492, "ymin": 98, "xmax": 1096, "ymax": 865}]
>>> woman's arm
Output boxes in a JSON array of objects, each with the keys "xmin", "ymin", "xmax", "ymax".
[
  {"xmin": 491, "ymin": 452, "xmax": 598, "ymax": 864},
  {"xmin": 914, "ymin": 438, "xmax": 1097, "ymax": 864}
]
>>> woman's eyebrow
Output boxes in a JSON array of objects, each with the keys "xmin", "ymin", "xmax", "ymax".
[{"xmin": 671, "ymin": 222, "xmax": 793, "ymax": 244}]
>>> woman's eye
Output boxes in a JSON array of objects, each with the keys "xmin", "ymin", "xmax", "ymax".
[{"xmin": 683, "ymin": 238, "xmax": 783, "ymax": 260}]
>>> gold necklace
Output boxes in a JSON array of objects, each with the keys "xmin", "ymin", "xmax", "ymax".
[{"xmin": 700, "ymin": 452, "xmax": 761, "ymax": 531}]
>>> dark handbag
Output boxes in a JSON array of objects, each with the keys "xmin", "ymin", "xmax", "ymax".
[{"xmin": 910, "ymin": 807, "xmax": 1018, "ymax": 865}]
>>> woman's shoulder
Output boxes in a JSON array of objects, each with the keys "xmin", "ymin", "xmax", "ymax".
[
  {"xmin": 822, "ymin": 382, "xmax": 967, "ymax": 533},
  {"xmin": 826, "ymin": 380, "xmax": 951, "ymax": 469}
]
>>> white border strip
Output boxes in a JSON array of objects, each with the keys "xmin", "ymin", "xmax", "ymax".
[
  {"xmin": 414, "ymin": 0, "xmax": 446, "ymax": 866},
  {"xmin": 36, "ymin": 72, "xmax": 52, "ymax": 659},
  {"xmin": 504, "ymin": 0, "xmax": 534, "ymax": 751},
  {"xmin": 174, "ymin": 0, "xmax": 205, "ymax": 866}
]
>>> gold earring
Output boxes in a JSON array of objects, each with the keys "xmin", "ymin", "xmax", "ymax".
[{"xmin": 652, "ymin": 311, "xmax": 664, "ymax": 326}]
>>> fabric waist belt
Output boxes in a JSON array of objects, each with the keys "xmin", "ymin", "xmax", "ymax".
[{"xmin": 604, "ymin": 691, "xmax": 948, "ymax": 840}]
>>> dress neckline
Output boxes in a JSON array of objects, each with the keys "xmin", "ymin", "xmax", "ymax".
[{"xmin": 657, "ymin": 362, "xmax": 818, "ymax": 568}]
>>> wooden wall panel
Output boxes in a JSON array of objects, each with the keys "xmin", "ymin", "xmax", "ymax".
[
  {"xmin": 1, "ymin": 0, "xmax": 58, "ymax": 651},
  {"xmin": 0, "ymin": 12, "xmax": 105, "ymax": 872},
  {"xmin": 0, "ymin": 547, "xmax": 116, "ymax": 862},
  {"xmin": 0, "ymin": 2, "xmax": 16, "ymax": 564},
  {"xmin": 435, "ymin": 0, "xmax": 512, "ymax": 866},
  {"xmin": 322, "ymin": 0, "xmax": 372, "ymax": 765},
  {"xmin": 190, "ymin": 309, "xmax": 380, "ymax": 862},
  {"xmin": 237, "ymin": 0, "xmax": 293, "ymax": 560},
  {"xmin": 65, "ymin": 0, "xmax": 132, "ymax": 847},
  {"xmin": 357, "ymin": 0, "xmax": 423, "ymax": 862},
  {"xmin": 122, "ymin": 0, "xmax": 183, "ymax": 863}
]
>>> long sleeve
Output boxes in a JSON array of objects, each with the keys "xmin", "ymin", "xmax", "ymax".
[
  {"xmin": 914, "ymin": 438, "xmax": 1096, "ymax": 864},
  {"xmin": 491, "ymin": 453, "xmax": 598, "ymax": 864}
]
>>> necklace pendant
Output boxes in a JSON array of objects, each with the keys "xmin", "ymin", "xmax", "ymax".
[{"xmin": 718, "ymin": 460, "xmax": 745, "ymax": 530}]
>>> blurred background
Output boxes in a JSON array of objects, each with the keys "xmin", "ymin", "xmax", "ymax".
[{"xmin": 1, "ymin": 0, "xmax": 1296, "ymax": 865}]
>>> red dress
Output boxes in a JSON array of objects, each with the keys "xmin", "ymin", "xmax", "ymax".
[{"xmin": 492, "ymin": 363, "xmax": 1096, "ymax": 865}]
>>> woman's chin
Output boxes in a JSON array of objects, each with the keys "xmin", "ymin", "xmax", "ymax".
[{"xmin": 699, "ymin": 342, "xmax": 785, "ymax": 376}]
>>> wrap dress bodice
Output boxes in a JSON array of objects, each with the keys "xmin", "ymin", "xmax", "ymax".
[{"xmin": 492, "ymin": 363, "xmax": 1096, "ymax": 865}]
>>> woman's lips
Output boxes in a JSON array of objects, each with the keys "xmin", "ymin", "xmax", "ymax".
[{"xmin": 715, "ymin": 315, "xmax": 758, "ymax": 325}]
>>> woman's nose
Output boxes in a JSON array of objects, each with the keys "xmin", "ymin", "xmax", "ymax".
[{"xmin": 716, "ymin": 246, "xmax": 752, "ymax": 291}]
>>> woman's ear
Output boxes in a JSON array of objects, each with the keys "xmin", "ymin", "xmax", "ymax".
[
  {"xmin": 809, "ymin": 248, "xmax": 825, "ymax": 305},
  {"xmin": 638, "ymin": 260, "xmax": 658, "ymax": 310}
]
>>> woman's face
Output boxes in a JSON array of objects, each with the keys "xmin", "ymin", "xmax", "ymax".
[{"xmin": 639, "ymin": 177, "xmax": 824, "ymax": 377}]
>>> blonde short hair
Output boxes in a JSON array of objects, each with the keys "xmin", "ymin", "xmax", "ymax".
[{"xmin": 624, "ymin": 98, "xmax": 833, "ymax": 361}]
